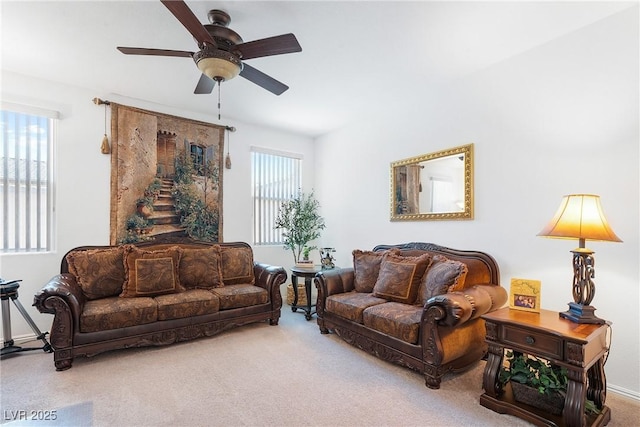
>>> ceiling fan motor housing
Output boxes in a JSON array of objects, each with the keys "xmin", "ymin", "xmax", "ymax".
[
  {"xmin": 204, "ymin": 24, "xmax": 243, "ymax": 51},
  {"xmin": 204, "ymin": 10, "xmax": 243, "ymax": 52}
]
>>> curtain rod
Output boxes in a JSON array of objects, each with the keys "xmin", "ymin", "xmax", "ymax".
[
  {"xmin": 92, "ymin": 97, "xmax": 110, "ymax": 106},
  {"xmin": 92, "ymin": 97, "xmax": 236, "ymax": 132}
]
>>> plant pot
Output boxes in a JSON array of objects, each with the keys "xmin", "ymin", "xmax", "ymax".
[
  {"xmin": 511, "ymin": 382, "xmax": 564, "ymax": 415},
  {"xmin": 286, "ymin": 283, "xmax": 307, "ymax": 306},
  {"xmin": 136, "ymin": 204, "xmax": 153, "ymax": 218},
  {"xmin": 295, "ymin": 260, "xmax": 314, "ymax": 268}
]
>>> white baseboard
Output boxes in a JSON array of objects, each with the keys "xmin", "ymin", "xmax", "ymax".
[
  {"xmin": 1, "ymin": 332, "xmax": 45, "ymax": 345},
  {"xmin": 608, "ymin": 384, "xmax": 640, "ymax": 401}
]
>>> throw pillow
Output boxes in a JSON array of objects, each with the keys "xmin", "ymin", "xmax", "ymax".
[
  {"xmin": 66, "ymin": 246, "xmax": 126, "ymax": 300},
  {"xmin": 120, "ymin": 245, "xmax": 184, "ymax": 298},
  {"xmin": 220, "ymin": 246, "xmax": 255, "ymax": 285},
  {"xmin": 352, "ymin": 249, "xmax": 399, "ymax": 293},
  {"xmin": 415, "ymin": 255, "xmax": 469, "ymax": 306},
  {"xmin": 179, "ymin": 245, "xmax": 224, "ymax": 289},
  {"xmin": 372, "ymin": 252, "xmax": 432, "ymax": 304}
]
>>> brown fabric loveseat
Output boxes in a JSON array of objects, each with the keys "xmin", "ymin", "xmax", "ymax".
[
  {"xmin": 315, "ymin": 242, "xmax": 507, "ymax": 389},
  {"xmin": 34, "ymin": 241, "xmax": 287, "ymax": 370}
]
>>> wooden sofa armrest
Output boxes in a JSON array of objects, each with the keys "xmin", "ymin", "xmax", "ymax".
[
  {"xmin": 33, "ymin": 273, "xmax": 85, "ymax": 350},
  {"xmin": 254, "ymin": 263, "xmax": 288, "ymax": 312},
  {"xmin": 424, "ymin": 284, "xmax": 507, "ymax": 327}
]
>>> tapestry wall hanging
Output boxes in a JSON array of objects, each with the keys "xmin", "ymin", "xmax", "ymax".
[{"xmin": 109, "ymin": 103, "xmax": 225, "ymax": 245}]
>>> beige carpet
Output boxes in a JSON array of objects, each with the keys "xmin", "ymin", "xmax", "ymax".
[{"xmin": 1, "ymin": 306, "xmax": 638, "ymax": 427}]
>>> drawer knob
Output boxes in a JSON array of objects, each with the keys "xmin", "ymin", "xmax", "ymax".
[{"xmin": 525, "ymin": 336, "xmax": 535, "ymax": 345}]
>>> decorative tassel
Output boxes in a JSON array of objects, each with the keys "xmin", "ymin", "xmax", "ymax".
[
  {"xmin": 101, "ymin": 134, "xmax": 111, "ymax": 154},
  {"xmin": 95, "ymin": 97, "xmax": 111, "ymax": 154},
  {"xmin": 225, "ymin": 125, "xmax": 235, "ymax": 169}
]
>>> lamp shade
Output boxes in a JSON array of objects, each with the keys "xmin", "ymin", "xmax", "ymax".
[
  {"xmin": 197, "ymin": 57, "xmax": 241, "ymax": 81},
  {"xmin": 537, "ymin": 194, "xmax": 622, "ymax": 243},
  {"xmin": 194, "ymin": 47, "xmax": 242, "ymax": 82}
]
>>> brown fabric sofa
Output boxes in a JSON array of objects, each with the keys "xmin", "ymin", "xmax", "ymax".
[
  {"xmin": 34, "ymin": 240, "xmax": 287, "ymax": 371},
  {"xmin": 315, "ymin": 242, "xmax": 507, "ymax": 389}
]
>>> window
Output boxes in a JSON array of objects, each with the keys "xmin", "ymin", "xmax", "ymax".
[
  {"xmin": 190, "ymin": 144, "xmax": 204, "ymax": 174},
  {"xmin": 1, "ymin": 105, "xmax": 56, "ymax": 252},
  {"xmin": 185, "ymin": 141, "xmax": 215, "ymax": 176},
  {"xmin": 251, "ymin": 148, "xmax": 302, "ymax": 245},
  {"xmin": 430, "ymin": 176, "xmax": 454, "ymax": 212}
]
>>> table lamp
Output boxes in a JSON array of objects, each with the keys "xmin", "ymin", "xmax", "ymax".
[{"xmin": 537, "ymin": 194, "xmax": 622, "ymax": 324}]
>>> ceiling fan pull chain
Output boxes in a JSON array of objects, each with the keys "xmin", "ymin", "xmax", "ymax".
[{"xmin": 217, "ymin": 80, "xmax": 222, "ymax": 120}]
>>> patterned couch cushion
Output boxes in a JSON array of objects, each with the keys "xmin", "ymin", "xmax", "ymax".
[
  {"xmin": 220, "ymin": 246, "xmax": 255, "ymax": 285},
  {"xmin": 155, "ymin": 289, "xmax": 220, "ymax": 321},
  {"xmin": 179, "ymin": 246, "xmax": 224, "ymax": 289},
  {"xmin": 362, "ymin": 302, "xmax": 423, "ymax": 344},
  {"xmin": 121, "ymin": 245, "xmax": 184, "ymax": 298},
  {"xmin": 352, "ymin": 249, "xmax": 387, "ymax": 293},
  {"xmin": 80, "ymin": 296, "xmax": 157, "ymax": 333},
  {"xmin": 372, "ymin": 252, "xmax": 432, "ymax": 304},
  {"xmin": 415, "ymin": 255, "xmax": 468, "ymax": 306},
  {"xmin": 325, "ymin": 291, "xmax": 387, "ymax": 323},
  {"xmin": 66, "ymin": 247, "xmax": 125, "ymax": 300},
  {"xmin": 210, "ymin": 284, "xmax": 268, "ymax": 309}
]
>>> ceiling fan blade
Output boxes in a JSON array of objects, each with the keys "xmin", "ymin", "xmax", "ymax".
[
  {"xmin": 232, "ymin": 33, "xmax": 302, "ymax": 60},
  {"xmin": 194, "ymin": 74, "xmax": 215, "ymax": 94},
  {"xmin": 117, "ymin": 47, "xmax": 194, "ymax": 57},
  {"xmin": 160, "ymin": 0, "xmax": 216, "ymax": 47},
  {"xmin": 239, "ymin": 63, "xmax": 289, "ymax": 95}
]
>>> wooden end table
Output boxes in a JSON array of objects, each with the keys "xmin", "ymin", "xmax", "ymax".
[
  {"xmin": 290, "ymin": 265, "xmax": 322, "ymax": 320},
  {"xmin": 480, "ymin": 307, "xmax": 611, "ymax": 427}
]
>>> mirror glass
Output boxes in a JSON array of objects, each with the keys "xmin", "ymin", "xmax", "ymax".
[{"xmin": 390, "ymin": 144, "xmax": 473, "ymax": 221}]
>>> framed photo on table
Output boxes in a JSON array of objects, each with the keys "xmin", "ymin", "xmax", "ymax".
[{"xmin": 509, "ymin": 278, "xmax": 541, "ymax": 313}]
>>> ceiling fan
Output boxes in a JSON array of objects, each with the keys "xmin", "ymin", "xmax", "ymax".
[{"xmin": 117, "ymin": 0, "xmax": 302, "ymax": 96}]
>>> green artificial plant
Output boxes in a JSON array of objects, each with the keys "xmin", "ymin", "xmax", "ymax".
[
  {"xmin": 499, "ymin": 351, "xmax": 568, "ymax": 397},
  {"xmin": 274, "ymin": 190, "xmax": 326, "ymax": 264},
  {"xmin": 499, "ymin": 351, "xmax": 599, "ymax": 415}
]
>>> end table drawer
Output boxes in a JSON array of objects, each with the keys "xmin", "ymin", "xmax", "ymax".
[{"xmin": 502, "ymin": 326, "xmax": 563, "ymax": 359}]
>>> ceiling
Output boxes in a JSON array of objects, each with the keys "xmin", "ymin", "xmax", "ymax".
[{"xmin": 1, "ymin": 1, "xmax": 634, "ymax": 138}]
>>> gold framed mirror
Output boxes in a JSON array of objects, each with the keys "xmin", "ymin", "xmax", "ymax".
[{"xmin": 390, "ymin": 144, "xmax": 473, "ymax": 221}]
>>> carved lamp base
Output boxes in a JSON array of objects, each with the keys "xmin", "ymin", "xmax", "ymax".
[{"xmin": 560, "ymin": 302, "xmax": 605, "ymax": 324}]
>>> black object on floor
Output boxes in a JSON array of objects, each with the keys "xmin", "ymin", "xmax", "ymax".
[{"xmin": 1, "ymin": 278, "xmax": 52, "ymax": 357}]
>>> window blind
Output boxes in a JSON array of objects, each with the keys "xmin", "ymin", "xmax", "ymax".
[
  {"xmin": 1, "ymin": 108, "xmax": 55, "ymax": 252},
  {"xmin": 251, "ymin": 148, "xmax": 302, "ymax": 245}
]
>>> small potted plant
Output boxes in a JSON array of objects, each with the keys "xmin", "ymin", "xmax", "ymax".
[
  {"xmin": 136, "ymin": 197, "xmax": 154, "ymax": 218},
  {"xmin": 295, "ymin": 246, "xmax": 316, "ymax": 268}
]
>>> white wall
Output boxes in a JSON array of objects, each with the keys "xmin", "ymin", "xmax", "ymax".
[
  {"xmin": 314, "ymin": 8, "xmax": 639, "ymax": 396},
  {"xmin": 0, "ymin": 71, "xmax": 314, "ymax": 341}
]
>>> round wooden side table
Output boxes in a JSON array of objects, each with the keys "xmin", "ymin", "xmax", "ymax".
[{"xmin": 290, "ymin": 265, "xmax": 322, "ymax": 320}]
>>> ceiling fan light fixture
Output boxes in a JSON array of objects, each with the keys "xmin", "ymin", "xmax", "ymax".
[{"xmin": 194, "ymin": 49, "xmax": 242, "ymax": 81}]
